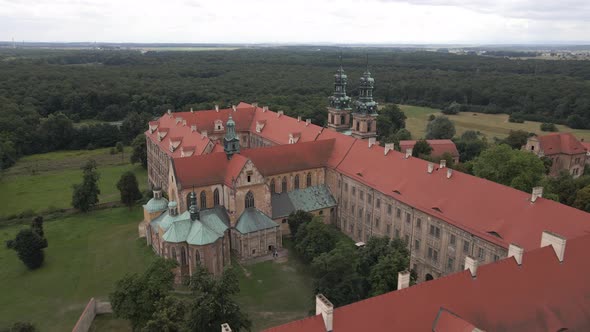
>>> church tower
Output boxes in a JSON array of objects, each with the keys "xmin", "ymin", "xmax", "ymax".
[
  {"xmin": 223, "ymin": 114, "xmax": 240, "ymax": 159},
  {"xmin": 326, "ymin": 56, "xmax": 352, "ymax": 132},
  {"xmin": 351, "ymin": 56, "xmax": 378, "ymax": 140}
]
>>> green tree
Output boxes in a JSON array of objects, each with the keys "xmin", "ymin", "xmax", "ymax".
[
  {"xmin": 501, "ymin": 130, "xmax": 530, "ymax": 150},
  {"xmin": 185, "ymin": 266, "xmax": 252, "ymax": 332},
  {"xmin": 117, "ymin": 171, "xmax": 142, "ymax": 208},
  {"xmin": 287, "ymin": 210, "xmax": 313, "ymax": 237},
  {"xmin": 376, "ymin": 105, "xmax": 406, "ymax": 141},
  {"xmin": 0, "ymin": 322, "xmax": 38, "ymax": 332},
  {"xmin": 425, "ymin": 116, "xmax": 456, "ymax": 139},
  {"xmin": 38, "ymin": 112, "xmax": 75, "ymax": 151},
  {"xmin": 131, "ymin": 134, "xmax": 148, "ymax": 169},
  {"xmin": 412, "ymin": 139, "xmax": 432, "ymax": 158},
  {"xmin": 31, "ymin": 216, "xmax": 44, "ymax": 238},
  {"xmin": 455, "ymin": 131, "xmax": 488, "ymax": 162},
  {"xmin": 540, "ymin": 122, "xmax": 558, "ymax": 132},
  {"xmin": 442, "ymin": 101, "xmax": 461, "ymax": 115},
  {"xmin": 120, "ymin": 112, "xmax": 151, "ymax": 144},
  {"xmin": 573, "ymin": 185, "xmax": 590, "ymax": 212},
  {"xmin": 6, "ymin": 228, "xmax": 48, "ymax": 270},
  {"xmin": 72, "ymin": 159, "xmax": 100, "ymax": 212},
  {"xmin": 295, "ymin": 219, "xmax": 337, "ymax": 262},
  {"xmin": 116, "ymin": 141, "xmax": 124, "ymax": 153},
  {"xmin": 311, "ymin": 240, "xmax": 363, "ymax": 307},
  {"xmin": 357, "ymin": 237, "xmax": 411, "ymax": 296},
  {"xmin": 472, "ymin": 144, "xmax": 545, "ymax": 193},
  {"xmin": 142, "ymin": 296, "xmax": 186, "ymax": 332},
  {"xmin": 110, "ymin": 258, "xmax": 177, "ymax": 331},
  {"xmin": 0, "ymin": 136, "xmax": 17, "ymax": 170}
]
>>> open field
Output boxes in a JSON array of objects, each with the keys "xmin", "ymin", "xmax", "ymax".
[
  {"xmin": 0, "ymin": 148, "xmax": 147, "ymax": 218},
  {"xmin": 400, "ymin": 105, "xmax": 590, "ymax": 141},
  {"xmin": 0, "ymin": 207, "xmax": 155, "ymax": 332},
  {"xmin": 235, "ymin": 240, "xmax": 315, "ymax": 331}
]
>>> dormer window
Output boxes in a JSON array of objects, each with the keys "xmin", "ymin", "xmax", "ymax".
[
  {"xmin": 247, "ymin": 171, "xmax": 253, "ymax": 183},
  {"xmin": 214, "ymin": 120, "xmax": 224, "ymax": 132}
]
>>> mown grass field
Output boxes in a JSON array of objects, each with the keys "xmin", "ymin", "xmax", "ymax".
[
  {"xmin": 0, "ymin": 147, "xmax": 147, "ymax": 218},
  {"xmin": 0, "ymin": 207, "xmax": 155, "ymax": 332},
  {"xmin": 400, "ymin": 104, "xmax": 590, "ymax": 141}
]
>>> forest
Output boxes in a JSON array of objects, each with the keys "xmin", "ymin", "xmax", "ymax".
[{"xmin": 1, "ymin": 47, "xmax": 590, "ymax": 168}]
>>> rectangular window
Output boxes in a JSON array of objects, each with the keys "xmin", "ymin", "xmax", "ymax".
[
  {"xmin": 352, "ymin": 187, "xmax": 356, "ymax": 196},
  {"xmin": 387, "ymin": 204, "xmax": 392, "ymax": 215},
  {"xmin": 405, "ymin": 213, "xmax": 411, "ymax": 224},
  {"xmin": 429, "ymin": 225, "xmax": 440, "ymax": 239},
  {"xmin": 436, "ymin": 227, "xmax": 441, "ymax": 239},
  {"xmin": 366, "ymin": 213, "xmax": 371, "ymax": 223},
  {"xmin": 359, "ymin": 207, "xmax": 363, "ymax": 219},
  {"xmin": 345, "ymin": 183, "xmax": 348, "ymax": 192},
  {"xmin": 478, "ymin": 247, "xmax": 485, "ymax": 260},
  {"xmin": 367, "ymin": 194, "xmax": 372, "ymax": 205},
  {"xmin": 493, "ymin": 254, "xmax": 500, "ymax": 262},
  {"xmin": 344, "ymin": 200, "xmax": 348, "ymax": 209},
  {"xmin": 447, "ymin": 257, "xmax": 455, "ymax": 270},
  {"xmin": 338, "ymin": 179, "xmax": 341, "ymax": 188},
  {"xmin": 351, "ymin": 204, "xmax": 355, "ymax": 214},
  {"xmin": 395, "ymin": 229, "xmax": 400, "ymax": 239},
  {"xmin": 386, "ymin": 224, "xmax": 391, "ymax": 234},
  {"xmin": 396, "ymin": 208, "xmax": 401, "ymax": 218},
  {"xmin": 417, "ymin": 218, "xmax": 422, "ymax": 229},
  {"xmin": 463, "ymin": 240, "xmax": 470, "ymax": 254},
  {"xmin": 359, "ymin": 191, "xmax": 364, "ymax": 201},
  {"xmin": 450, "ymin": 234, "xmax": 456, "ymax": 246},
  {"xmin": 428, "ymin": 247, "xmax": 433, "ymax": 259},
  {"xmin": 433, "ymin": 250, "xmax": 439, "ymax": 262},
  {"xmin": 414, "ymin": 239, "xmax": 420, "ymax": 250},
  {"xmin": 375, "ymin": 217, "xmax": 380, "ymax": 228},
  {"xmin": 404, "ymin": 234, "xmax": 409, "ymax": 244},
  {"xmin": 376, "ymin": 198, "xmax": 381, "ymax": 209}
]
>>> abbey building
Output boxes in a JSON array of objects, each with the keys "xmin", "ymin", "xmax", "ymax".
[{"xmin": 140, "ymin": 61, "xmax": 590, "ymax": 284}]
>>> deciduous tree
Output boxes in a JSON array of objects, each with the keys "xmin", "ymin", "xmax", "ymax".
[
  {"xmin": 117, "ymin": 171, "xmax": 142, "ymax": 208},
  {"xmin": 72, "ymin": 159, "xmax": 100, "ymax": 212},
  {"xmin": 131, "ymin": 134, "xmax": 148, "ymax": 169},
  {"xmin": 425, "ymin": 116, "xmax": 455, "ymax": 139}
]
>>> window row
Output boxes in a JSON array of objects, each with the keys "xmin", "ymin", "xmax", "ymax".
[{"xmin": 270, "ymin": 172, "xmax": 314, "ymax": 193}]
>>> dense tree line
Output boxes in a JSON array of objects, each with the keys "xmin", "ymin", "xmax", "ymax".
[{"xmin": 1, "ymin": 48, "xmax": 589, "ymax": 168}]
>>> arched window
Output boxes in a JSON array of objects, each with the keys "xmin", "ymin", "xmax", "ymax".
[
  {"xmin": 171, "ymin": 247, "xmax": 177, "ymax": 261},
  {"xmin": 294, "ymin": 175, "xmax": 300, "ymax": 189},
  {"xmin": 270, "ymin": 179, "xmax": 276, "ymax": 194},
  {"xmin": 195, "ymin": 249, "xmax": 201, "ymax": 266},
  {"xmin": 181, "ymin": 247, "xmax": 187, "ymax": 266},
  {"xmin": 245, "ymin": 191, "xmax": 255, "ymax": 209},
  {"xmin": 213, "ymin": 188, "xmax": 220, "ymax": 206},
  {"xmin": 306, "ymin": 173, "xmax": 312, "ymax": 187},
  {"xmin": 200, "ymin": 191, "xmax": 207, "ymax": 209},
  {"xmin": 356, "ymin": 121, "xmax": 360, "ymax": 131},
  {"xmin": 281, "ymin": 177, "xmax": 287, "ymax": 192}
]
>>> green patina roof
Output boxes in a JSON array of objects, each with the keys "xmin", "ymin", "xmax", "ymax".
[
  {"xmin": 154, "ymin": 206, "xmax": 229, "ymax": 246},
  {"xmin": 143, "ymin": 196, "xmax": 169, "ymax": 213},
  {"xmin": 236, "ymin": 208, "xmax": 278, "ymax": 234},
  {"xmin": 271, "ymin": 185, "xmax": 337, "ymax": 219}
]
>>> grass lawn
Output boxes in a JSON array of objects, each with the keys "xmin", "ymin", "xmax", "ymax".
[
  {"xmin": 0, "ymin": 207, "xmax": 155, "ymax": 332},
  {"xmin": 0, "ymin": 147, "xmax": 147, "ymax": 218},
  {"xmin": 400, "ymin": 104, "xmax": 590, "ymax": 141},
  {"xmin": 235, "ymin": 239, "xmax": 315, "ymax": 331}
]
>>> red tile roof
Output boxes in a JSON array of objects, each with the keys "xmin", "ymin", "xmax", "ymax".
[
  {"xmin": 265, "ymin": 233, "xmax": 590, "ymax": 332},
  {"xmin": 335, "ymin": 140, "xmax": 590, "ymax": 250},
  {"xmin": 145, "ymin": 115, "xmax": 212, "ymax": 158},
  {"xmin": 537, "ymin": 132, "xmax": 587, "ymax": 156},
  {"xmin": 172, "ymin": 152, "xmax": 247, "ymax": 189},
  {"xmin": 241, "ymin": 139, "xmax": 335, "ymax": 176},
  {"xmin": 432, "ymin": 309, "xmax": 479, "ymax": 332},
  {"xmin": 249, "ymin": 107, "xmax": 324, "ymax": 145},
  {"xmin": 400, "ymin": 139, "xmax": 459, "ymax": 158},
  {"xmin": 315, "ymin": 129, "xmax": 356, "ymax": 168}
]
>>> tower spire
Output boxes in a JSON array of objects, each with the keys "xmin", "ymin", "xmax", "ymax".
[
  {"xmin": 351, "ymin": 55, "xmax": 378, "ymax": 140},
  {"xmin": 326, "ymin": 53, "xmax": 353, "ymax": 132},
  {"xmin": 223, "ymin": 114, "xmax": 240, "ymax": 159},
  {"xmin": 189, "ymin": 187, "xmax": 199, "ymax": 220}
]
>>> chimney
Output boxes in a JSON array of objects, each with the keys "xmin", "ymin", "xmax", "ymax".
[
  {"xmin": 215, "ymin": 104, "xmax": 219, "ymax": 112},
  {"xmin": 465, "ymin": 255, "xmax": 478, "ymax": 278},
  {"xmin": 182, "ymin": 119, "xmax": 187, "ymax": 126},
  {"xmin": 297, "ymin": 116, "xmax": 301, "ymax": 122},
  {"xmin": 277, "ymin": 110, "xmax": 284, "ymax": 118},
  {"xmin": 167, "ymin": 109, "xmax": 172, "ymax": 116},
  {"xmin": 541, "ymin": 231, "xmax": 566, "ymax": 262},
  {"xmin": 508, "ymin": 243, "xmax": 524, "ymax": 265},
  {"xmin": 405, "ymin": 148, "xmax": 413, "ymax": 159},
  {"xmin": 168, "ymin": 201, "xmax": 178, "ymax": 216},
  {"xmin": 232, "ymin": 105, "xmax": 237, "ymax": 112},
  {"xmin": 531, "ymin": 186, "xmax": 543, "ymax": 203},
  {"xmin": 263, "ymin": 106, "xmax": 268, "ymax": 112},
  {"xmin": 397, "ymin": 270, "xmax": 411, "ymax": 290},
  {"xmin": 306, "ymin": 119, "xmax": 311, "ymax": 126},
  {"xmin": 368, "ymin": 137, "xmax": 376, "ymax": 148},
  {"xmin": 439, "ymin": 159, "xmax": 446, "ymax": 168},
  {"xmin": 427, "ymin": 162, "xmax": 434, "ymax": 174},
  {"xmin": 190, "ymin": 125, "xmax": 197, "ymax": 132},
  {"xmin": 384, "ymin": 143, "xmax": 395, "ymax": 156},
  {"xmin": 315, "ymin": 294, "xmax": 333, "ymax": 332},
  {"xmin": 190, "ymin": 107, "xmax": 194, "ymax": 113},
  {"xmin": 446, "ymin": 168, "xmax": 453, "ymax": 179},
  {"xmin": 201, "ymin": 130, "xmax": 208, "ymax": 139},
  {"xmin": 252, "ymin": 102, "xmax": 258, "ymax": 108},
  {"xmin": 221, "ymin": 323, "xmax": 232, "ymax": 332}
]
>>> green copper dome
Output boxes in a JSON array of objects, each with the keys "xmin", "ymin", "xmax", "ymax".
[{"xmin": 143, "ymin": 196, "xmax": 169, "ymax": 213}]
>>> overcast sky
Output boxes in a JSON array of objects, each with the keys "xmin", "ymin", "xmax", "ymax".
[{"xmin": 1, "ymin": 0, "xmax": 589, "ymax": 44}]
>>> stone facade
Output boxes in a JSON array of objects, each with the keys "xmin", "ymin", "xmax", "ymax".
[{"xmin": 524, "ymin": 134, "xmax": 587, "ymax": 178}]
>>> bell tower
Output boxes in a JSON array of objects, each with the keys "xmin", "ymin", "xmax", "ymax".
[
  {"xmin": 327, "ymin": 55, "xmax": 352, "ymax": 132},
  {"xmin": 223, "ymin": 114, "xmax": 240, "ymax": 159},
  {"xmin": 351, "ymin": 55, "xmax": 378, "ymax": 140}
]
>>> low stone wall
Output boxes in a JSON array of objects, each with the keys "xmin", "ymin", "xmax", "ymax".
[{"xmin": 72, "ymin": 298, "xmax": 113, "ymax": 332}]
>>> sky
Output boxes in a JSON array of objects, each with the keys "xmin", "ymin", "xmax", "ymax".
[{"xmin": 0, "ymin": 0, "xmax": 589, "ymax": 44}]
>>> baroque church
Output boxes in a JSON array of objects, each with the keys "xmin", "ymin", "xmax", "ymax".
[{"xmin": 139, "ymin": 59, "xmax": 590, "ymax": 284}]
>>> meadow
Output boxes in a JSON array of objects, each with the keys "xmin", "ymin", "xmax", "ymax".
[
  {"xmin": 0, "ymin": 207, "xmax": 155, "ymax": 332},
  {"xmin": 0, "ymin": 147, "xmax": 147, "ymax": 218},
  {"xmin": 400, "ymin": 105, "xmax": 590, "ymax": 141}
]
